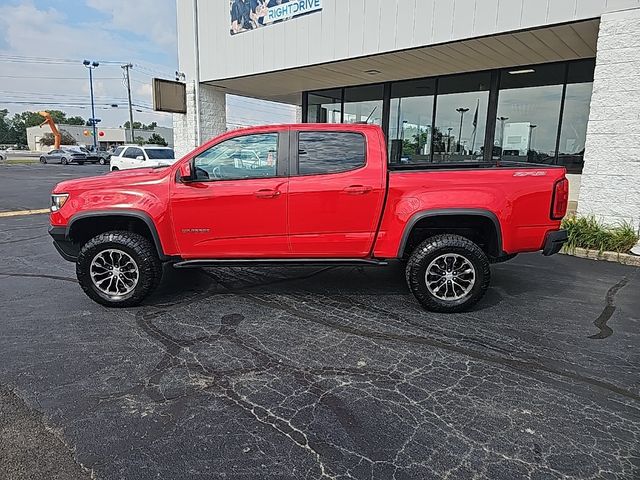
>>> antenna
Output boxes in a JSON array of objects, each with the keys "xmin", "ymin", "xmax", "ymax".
[{"xmin": 364, "ymin": 106, "xmax": 378, "ymax": 124}]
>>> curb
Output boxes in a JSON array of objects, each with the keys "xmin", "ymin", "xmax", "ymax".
[{"xmin": 561, "ymin": 247, "xmax": 640, "ymax": 267}]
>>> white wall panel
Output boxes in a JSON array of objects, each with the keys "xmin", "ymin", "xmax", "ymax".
[
  {"xmin": 520, "ymin": 0, "xmax": 550, "ymax": 27},
  {"xmin": 181, "ymin": 0, "xmax": 637, "ymax": 82},
  {"xmin": 472, "ymin": 0, "xmax": 500, "ymax": 36},
  {"xmin": 348, "ymin": 0, "xmax": 366, "ymax": 57},
  {"xmin": 363, "ymin": 0, "xmax": 383, "ymax": 54},
  {"xmin": 396, "ymin": 0, "xmax": 417, "ymax": 49},
  {"xmin": 496, "ymin": 0, "xmax": 524, "ymax": 32},
  {"xmin": 432, "ymin": 0, "xmax": 455, "ymax": 42},
  {"xmin": 548, "ymin": 0, "xmax": 578, "ymax": 23},
  {"xmin": 412, "ymin": 0, "xmax": 435, "ymax": 46},
  {"xmin": 452, "ymin": 0, "xmax": 476, "ymax": 39}
]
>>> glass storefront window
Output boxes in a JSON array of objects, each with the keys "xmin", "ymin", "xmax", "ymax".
[
  {"xmin": 343, "ymin": 85, "xmax": 384, "ymax": 125},
  {"xmin": 495, "ymin": 63, "xmax": 565, "ymax": 163},
  {"xmin": 389, "ymin": 78, "xmax": 435, "ymax": 164},
  {"xmin": 307, "ymin": 89, "xmax": 342, "ymax": 123},
  {"xmin": 433, "ymin": 73, "xmax": 490, "ymax": 163},
  {"xmin": 558, "ymin": 60, "xmax": 595, "ymax": 174}
]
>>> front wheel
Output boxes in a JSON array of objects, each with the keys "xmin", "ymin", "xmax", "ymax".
[
  {"xmin": 61, "ymin": 157, "xmax": 68, "ymax": 165},
  {"xmin": 76, "ymin": 231, "xmax": 162, "ymax": 307},
  {"xmin": 111, "ymin": 166, "xmax": 119, "ymax": 171},
  {"xmin": 406, "ymin": 234, "xmax": 490, "ymax": 313},
  {"xmin": 99, "ymin": 158, "xmax": 106, "ymax": 165}
]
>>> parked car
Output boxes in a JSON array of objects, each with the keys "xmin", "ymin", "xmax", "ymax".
[
  {"xmin": 48, "ymin": 124, "xmax": 569, "ymax": 311},
  {"xmin": 0, "ymin": 150, "xmax": 6, "ymax": 161},
  {"xmin": 40, "ymin": 148, "xmax": 88, "ymax": 165},
  {"xmin": 109, "ymin": 145, "xmax": 175, "ymax": 171},
  {"xmin": 81, "ymin": 145, "xmax": 111, "ymax": 165}
]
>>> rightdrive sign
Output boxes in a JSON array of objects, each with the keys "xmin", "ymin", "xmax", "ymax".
[
  {"xmin": 230, "ymin": 0, "xmax": 323, "ymax": 36},
  {"xmin": 268, "ymin": 0, "xmax": 323, "ymax": 22}
]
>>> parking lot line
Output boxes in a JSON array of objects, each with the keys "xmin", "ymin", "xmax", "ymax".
[{"xmin": 0, "ymin": 208, "xmax": 50, "ymax": 218}]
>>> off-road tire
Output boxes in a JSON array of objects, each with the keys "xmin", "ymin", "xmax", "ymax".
[
  {"xmin": 76, "ymin": 231, "xmax": 162, "ymax": 308},
  {"xmin": 406, "ymin": 234, "xmax": 491, "ymax": 313}
]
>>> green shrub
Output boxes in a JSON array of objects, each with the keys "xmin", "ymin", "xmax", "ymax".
[{"xmin": 562, "ymin": 215, "xmax": 639, "ymax": 254}]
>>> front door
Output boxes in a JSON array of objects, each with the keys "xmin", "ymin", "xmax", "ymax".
[
  {"xmin": 288, "ymin": 130, "xmax": 386, "ymax": 257},
  {"xmin": 171, "ymin": 131, "xmax": 289, "ymax": 258},
  {"xmin": 121, "ymin": 146, "xmax": 144, "ymax": 170}
]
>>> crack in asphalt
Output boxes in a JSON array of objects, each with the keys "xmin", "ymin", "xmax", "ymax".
[
  {"xmin": 589, "ymin": 276, "xmax": 630, "ymax": 340},
  {"xmin": 202, "ymin": 270, "xmax": 640, "ymax": 403}
]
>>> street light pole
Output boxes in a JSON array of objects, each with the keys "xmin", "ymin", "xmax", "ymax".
[
  {"xmin": 497, "ymin": 116, "xmax": 509, "ymax": 154},
  {"xmin": 456, "ymin": 107, "xmax": 469, "ymax": 153},
  {"xmin": 83, "ymin": 60, "xmax": 100, "ymax": 149}
]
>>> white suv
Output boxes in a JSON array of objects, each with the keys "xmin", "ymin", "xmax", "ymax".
[{"xmin": 110, "ymin": 145, "xmax": 176, "ymax": 171}]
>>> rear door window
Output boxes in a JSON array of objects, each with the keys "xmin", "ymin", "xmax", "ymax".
[
  {"xmin": 297, "ymin": 132, "xmax": 365, "ymax": 175},
  {"xmin": 113, "ymin": 147, "xmax": 125, "ymax": 157},
  {"xmin": 123, "ymin": 147, "xmax": 143, "ymax": 159}
]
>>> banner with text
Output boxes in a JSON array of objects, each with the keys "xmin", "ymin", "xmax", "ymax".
[{"xmin": 230, "ymin": 0, "xmax": 323, "ymax": 35}]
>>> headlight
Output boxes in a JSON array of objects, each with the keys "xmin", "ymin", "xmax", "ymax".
[{"xmin": 51, "ymin": 194, "xmax": 69, "ymax": 212}]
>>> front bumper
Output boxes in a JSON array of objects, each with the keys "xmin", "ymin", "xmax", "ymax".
[
  {"xmin": 48, "ymin": 225, "xmax": 79, "ymax": 262},
  {"xmin": 542, "ymin": 229, "xmax": 568, "ymax": 256}
]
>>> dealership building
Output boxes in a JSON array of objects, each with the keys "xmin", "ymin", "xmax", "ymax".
[{"xmin": 174, "ymin": 0, "xmax": 640, "ymax": 229}]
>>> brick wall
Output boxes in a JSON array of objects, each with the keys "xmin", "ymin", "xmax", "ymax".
[
  {"xmin": 173, "ymin": 82, "xmax": 227, "ymax": 159},
  {"xmin": 578, "ymin": 7, "xmax": 640, "ymax": 229}
]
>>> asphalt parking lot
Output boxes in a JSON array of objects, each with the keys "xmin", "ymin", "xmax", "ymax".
[{"xmin": 1, "ymin": 163, "xmax": 639, "ymax": 479}]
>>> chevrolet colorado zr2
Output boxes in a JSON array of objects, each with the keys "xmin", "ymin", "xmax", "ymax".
[{"xmin": 49, "ymin": 124, "xmax": 568, "ymax": 313}]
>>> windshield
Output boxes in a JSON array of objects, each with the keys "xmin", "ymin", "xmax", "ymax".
[{"xmin": 145, "ymin": 148, "xmax": 174, "ymax": 160}]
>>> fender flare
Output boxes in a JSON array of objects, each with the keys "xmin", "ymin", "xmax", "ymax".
[
  {"xmin": 397, "ymin": 208, "xmax": 503, "ymax": 258},
  {"xmin": 67, "ymin": 210, "xmax": 169, "ymax": 260}
]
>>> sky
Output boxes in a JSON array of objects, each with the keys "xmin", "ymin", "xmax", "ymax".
[{"xmin": 0, "ymin": 0, "xmax": 296, "ymax": 130}]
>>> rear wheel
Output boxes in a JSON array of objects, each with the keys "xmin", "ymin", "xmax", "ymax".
[
  {"xmin": 111, "ymin": 166, "xmax": 119, "ymax": 171},
  {"xmin": 406, "ymin": 234, "xmax": 490, "ymax": 313},
  {"xmin": 61, "ymin": 157, "xmax": 68, "ymax": 165},
  {"xmin": 99, "ymin": 158, "xmax": 106, "ymax": 165},
  {"xmin": 40, "ymin": 156, "xmax": 47, "ymax": 164},
  {"xmin": 76, "ymin": 231, "xmax": 162, "ymax": 307}
]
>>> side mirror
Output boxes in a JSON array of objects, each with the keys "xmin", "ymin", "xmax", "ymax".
[
  {"xmin": 136, "ymin": 155, "xmax": 145, "ymax": 161},
  {"xmin": 179, "ymin": 162, "xmax": 193, "ymax": 182}
]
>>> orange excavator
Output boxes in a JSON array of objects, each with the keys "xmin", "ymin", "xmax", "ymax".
[{"xmin": 39, "ymin": 111, "xmax": 61, "ymax": 149}]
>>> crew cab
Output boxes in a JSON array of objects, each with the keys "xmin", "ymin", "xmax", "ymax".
[{"xmin": 49, "ymin": 124, "xmax": 568, "ymax": 312}]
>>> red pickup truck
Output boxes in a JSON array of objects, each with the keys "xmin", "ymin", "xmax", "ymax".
[{"xmin": 49, "ymin": 124, "xmax": 568, "ymax": 312}]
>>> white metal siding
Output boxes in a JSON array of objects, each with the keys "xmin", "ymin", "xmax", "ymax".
[{"xmin": 182, "ymin": 0, "xmax": 640, "ymax": 82}]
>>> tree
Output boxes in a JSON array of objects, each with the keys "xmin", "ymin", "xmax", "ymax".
[
  {"xmin": 146, "ymin": 133, "xmax": 168, "ymax": 146},
  {"xmin": 41, "ymin": 129, "xmax": 77, "ymax": 146},
  {"xmin": 143, "ymin": 121, "xmax": 158, "ymax": 131},
  {"xmin": 66, "ymin": 116, "xmax": 86, "ymax": 125},
  {"xmin": 0, "ymin": 109, "xmax": 13, "ymax": 144},
  {"xmin": 124, "ymin": 121, "xmax": 143, "ymax": 130},
  {"xmin": 134, "ymin": 136, "xmax": 146, "ymax": 146}
]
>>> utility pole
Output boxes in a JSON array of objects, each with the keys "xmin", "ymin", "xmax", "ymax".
[{"xmin": 122, "ymin": 63, "xmax": 135, "ymax": 143}]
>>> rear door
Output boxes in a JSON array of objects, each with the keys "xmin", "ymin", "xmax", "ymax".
[{"xmin": 287, "ymin": 129, "xmax": 386, "ymax": 257}]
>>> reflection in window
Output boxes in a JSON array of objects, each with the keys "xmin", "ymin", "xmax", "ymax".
[
  {"xmin": 298, "ymin": 132, "xmax": 365, "ymax": 175},
  {"xmin": 307, "ymin": 89, "xmax": 342, "ymax": 123},
  {"xmin": 343, "ymin": 85, "xmax": 383, "ymax": 125},
  {"xmin": 495, "ymin": 64, "xmax": 565, "ymax": 164},
  {"xmin": 433, "ymin": 73, "xmax": 490, "ymax": 163},
  {"xmin": 558, "ymin": 60, "xmax": 595, "ymax": 174},
  {"xmin": 194, "ymin": 133, "xmax": 278, "ymax": 180},
  {"xmin": 389, "ymin": 79, "xmax": 435, "ymax": 164}
]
